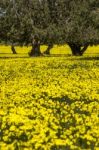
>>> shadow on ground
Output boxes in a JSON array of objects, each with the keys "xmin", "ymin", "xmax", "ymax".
[{"xmin": 0, "ymin": 53, "xmax": 99, "ymax": 60}]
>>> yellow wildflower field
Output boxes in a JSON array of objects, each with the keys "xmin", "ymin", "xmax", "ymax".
[{"xmin": 0, "ymin": 47, "xmax": 99, "ymax": 149}]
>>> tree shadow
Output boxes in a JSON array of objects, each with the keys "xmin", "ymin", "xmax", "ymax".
[
  {"xmin": 0, "ymin": 56, "xmax": 29, "ymax": 59},
  {"xmin": 0, "ymin": 53, "xmax": 99, "ymax": 60},
  {"xmin": 74, "ymin": 56, "xmax": 99, "ymax": 60}
]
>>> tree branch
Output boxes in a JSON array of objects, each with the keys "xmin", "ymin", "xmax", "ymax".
[{"xmin": 81, "ymin": 44, "xmax": 89, "ymax": 55}]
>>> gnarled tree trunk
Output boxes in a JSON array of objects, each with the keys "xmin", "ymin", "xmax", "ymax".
[
  {"xmin": 11, "ymin": 45, "xmax": 17, "ymax": 54},
  {"xmin": 29, "ymin": 36, "xmax": 41, "ymax": 57},
  {"xmin": 68, "ymin": 43, "xmax": 88, "ymax": 56},
  {"xmin": 44, "ymin": 43, "xmax": 53, "ymax": 55}
]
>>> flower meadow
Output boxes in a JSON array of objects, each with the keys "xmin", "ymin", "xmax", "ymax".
[{"xmin": 0, "ymin": 56, "xmax": 99, "ymax": 150}]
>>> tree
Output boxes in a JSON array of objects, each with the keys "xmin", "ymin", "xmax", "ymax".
[
  {"xmin": 0, "ymin": 0, "xmax": 99, "ymax": 56},
  {"xmin": 0, "ymin": 0, "xmax": 20, "ymax": 54},
  {"xmin": 0, "ymin": 0, "xmax": 47, "ymax": 55},
  {"xmin": 66, "ymin": 0, "xmax": 99, "ymax": 55},
  {"xmin": 28, "ymin": 0, "xmax": 99, "ymax": 56},
  {"xmin": 28, "ymin": 35, "xmax": 41, "ymax": 56},
  {"xmin": 43, "ymin": 0, "xmax": 99, "ymax": 55}
]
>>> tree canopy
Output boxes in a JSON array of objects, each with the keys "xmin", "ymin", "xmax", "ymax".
[{"xmin": 0, "ymin": 0, "xmax": 99, "ymax": 55}]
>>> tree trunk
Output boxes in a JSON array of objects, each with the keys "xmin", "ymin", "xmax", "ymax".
[
  {"xmin": 44, "ymin": 44, "xmax": 53, "ymax": 55},
  {"xmin": 68, "ymin": 43, "xmax": 82, "ymax": 56},
  {"xmin": 81, "ymin": 44, "xmax": 89, "ymax": 55},
  {"xmin": 68, "ymin": 43, "xmax": 88, "ymax": 56},
  {"xmin": 29, "ymin": 36, "xmax": 41, "ymax": 57},
  {"xmin": 11, "ymin": 45, "xmax": 17, "ymax": 54}
]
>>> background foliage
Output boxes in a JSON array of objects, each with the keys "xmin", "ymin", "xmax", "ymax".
[{"xmin": 0, "ymin": 0, "xmax": 99, "ymax": 53}]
